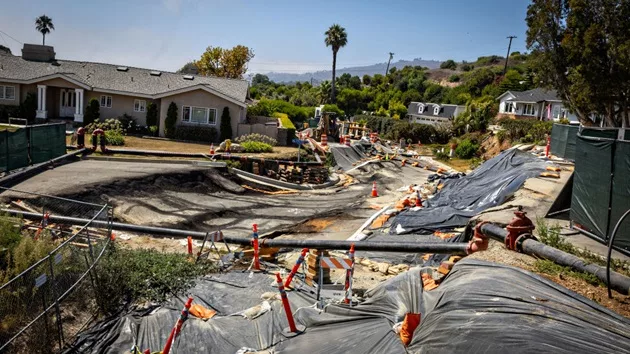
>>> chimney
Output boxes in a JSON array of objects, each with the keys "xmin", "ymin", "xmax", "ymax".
[{"xmin": 21, "ymin": 44, "xmax": 56, "ymax": 62}]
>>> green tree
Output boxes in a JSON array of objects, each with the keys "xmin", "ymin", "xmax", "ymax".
[
  {"xmin": 325, "ymin": 24, "xmax": 348, "ymax": 103},
  {"xmin": 84, "ymin": 98, "xmax": 100, "ymax": 126},
  {"xmin": 252, "ymin": 74, "xmax": 271, "ymax": 86},
  {"xmin": 440, "ymin": 59, "xmax": 457, "ymax": 70},
  {"xmin": 35, "ymin": 15, "xmax": 54, "ymax": 45},
  {"xmin": 220, "ymin": 107, "xmax": 232, "ymax": 141},
  {"xmin": 318, "ymin": 80, "xmax": 331, "ymax": 104},
  {"xmin": 526, "ymin": 0, "xmax": 630, "ymax": 126},
  {"xmin": 499, "ymin": 69, "xmax": 524, "ymax": 92},
  {"xmin": 362, "ymin": 74, "xmax": 372, "ymax": 86},
  {"xmin": 165, "ymin": 102, "xmax": 178, "ymax": 138},
  {"xmin": 19, "ymin": 93, "xmax": 37, "ymax": 123},
  {"xmin": 145, "ymin": 102, "xmax": 158, "ymax": 134},
  {"xmin": 195, "ymin": 45, "xmax": 254, "ymax": 79},
  {"xmin": 177, "ymin": 62, "xmax": 198, "ymax": 74}
]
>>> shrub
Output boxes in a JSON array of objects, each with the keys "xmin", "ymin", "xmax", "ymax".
[
  {"xmin": 173, "ymin": 125, "xmax": 218, "ymax": 143},
  {"xmin": 434, "ymin": 150, "xmax": 450, "ymax": 161},
  {"xmin": 235, "ymin": 133, "xmax": 277, "ymax": 146},
  {"xmin": 19, "ymin": 93, "xmax": 37, "ymax": 123},
  {"xmin": 559, "ymin": 118, "xmax": 570, "ymax": 125},
  {"xmin": 0, "ymin": 105, "xmax": 20, "ymax": 123},
  {"xmin": 220, "ymin": 107, "xmax": 232, "ymax": 141},
  {"xmin": 165, "ymin": 102, "xmax": 178, "ymax": 138},
  {"xmin": 84, "ymin": 98, "xmax": 100, "ymax": 126},
  {"xmin": 498, "ymin": 118, "xmax": 552, "ymax": 142},
  {"xmin": 440, "ymin": 59, "xmax": 457, "ymax": 70},
  {"xmin": 454, "ymin": 139, "xmax": 479, "ymax": 159},
  {"xmin": 470, "ymin": 157, "xmax": 482, "ymax": 169},
  {"xmin": 448, "ymin": 74, "xmax": 460, "ymax": 82},
  {"xmin": 240, "ymin": 141, "xmax": 273, "ymax": 153},
  {"xmin": 247, "ymin": 99, "xmax": 314, "ymax": 123},
  {"xmin": 95, "ymin": 245, "xmax": 215, "ymax": 315},
  {"xmin": 460, "ymin": 63, "xmax": 473, "ymax": 72},
  {"xmin": 496, "ymin": 130, "xmax": 507, "ymax": 143},
  {"xmin": 84, "ymin": 118, "xmax": 125, "ymax": 134},
  {"xmin": 145, "ymin": 102, "xmax": 158, "ymax": 132},
  {"xmin": 118, "ymin": 114, "xmax": 139, "ymax": 135},
  {"xmin": 149, "ymin": 126, "xmax": 158, "ymax": 135},
  {"xmin": 104, "ymin": 130, "xmax": 125, "ymax": 146}
]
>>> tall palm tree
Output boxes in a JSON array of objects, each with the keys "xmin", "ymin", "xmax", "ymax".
[
  {"xmin": 35, "ymin": 15, "xmax": 55, "ymax": 45},
  {"xmin": 324, "ymin": 24, "xmax": 347, "ymax": 103}
]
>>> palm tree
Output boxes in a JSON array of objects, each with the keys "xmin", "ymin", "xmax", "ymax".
[
  {"xmin": 318, "ymin": 80, "xmax": 331, "ymax": 104},
  {"xmin": 324, "ymin": 24, "xmax": 347, "ymax": 103},
  {"xmin": 35, "ymin": 15, "xmax": 55, "ymax": 45}
]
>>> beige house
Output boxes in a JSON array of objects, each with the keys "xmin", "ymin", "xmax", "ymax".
[{"xmin": 0, "ymin": 44, "xmax": 249, "ymax": 138}]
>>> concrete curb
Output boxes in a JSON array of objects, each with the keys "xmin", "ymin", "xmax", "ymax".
[
  {"xmin": 0, "ymin": 149, "xmax": 86, "ymax": 187},
  {"xmin": 83, "ymin": 155, "xmax": 227, "ymax": 168},
  {"xmin": 232, "ymin": 168, "xmax": 339, "ymax": 191}
]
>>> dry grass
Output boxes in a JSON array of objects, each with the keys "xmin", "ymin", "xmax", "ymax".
[
  {"xmin": 67, "ymin": 135, "xmax": 301, "ymax": 159},
  {"xmin": 442, "ymin": 158, "xmax": 472, "ymax": 172}
]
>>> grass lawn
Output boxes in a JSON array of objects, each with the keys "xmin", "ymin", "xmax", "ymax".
[{"xmin": 67, "ymin": 135, "xmax": 300, "ymax": 159}]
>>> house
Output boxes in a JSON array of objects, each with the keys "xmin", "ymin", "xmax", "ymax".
[
  {"xmin": 0, "ymin": 44, "xmax": 249, "ymax": 137},
  {"xmin": 496, "ymin": 88, "xmax": 579, "ymax": 123},
  {"xmin": 406, "ymin": 102, "xmax": 466, "ymax": 125}
]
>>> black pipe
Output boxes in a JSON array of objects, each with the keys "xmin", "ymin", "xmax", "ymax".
[
  {"xmin": 607, "ymin": 209, "xmax": 630, "ymax": 298},
  {"xmin": 479, "ymin": 222, "xmax": 630, "ymax": 295},
  {"xmin": 1, "ymin": 209, "xmax": 470, "ymax": 254}
]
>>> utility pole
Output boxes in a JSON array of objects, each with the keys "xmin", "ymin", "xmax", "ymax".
[
  {"xmin": 503, "ymin": 36, "xmax": 517, "ymax": 75},
  {"xmin": 385, "ymin": 52, "xmax": 394, "ymax": 76}
]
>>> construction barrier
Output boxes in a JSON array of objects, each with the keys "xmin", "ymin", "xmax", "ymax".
[
  {"xmin": 285, "ymin": 248, "xmax": 308, "ymax": 288},
  {"xmin": 162, "ymin": 297, "xmax": 193, "ymax": 354},
  {"xmin": 318, "ymin": 245, "xmax": 356, "ymax": 304},
  {"xmin": 0, "ymin": 123, "xmax": 66, "ymax": 172},
  {"xmin": 252, "ymin": 224, "xmax": 260, "ymax": 270}
]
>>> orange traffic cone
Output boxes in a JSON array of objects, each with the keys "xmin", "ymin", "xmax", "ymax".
[
  {"xmin": 371, "ymin": 181, "xmax": 379, "ymax": 197},
  {"xmin": 415, "ymin": 190, "xmax": 423, "ymax": 207},
  {"xmin": 210, "ymin": 143, "xmax": 215, "ymax": 155},
  {"xmin": 401, "ymin": 159, "xmax": 407, "ymax": 167}
]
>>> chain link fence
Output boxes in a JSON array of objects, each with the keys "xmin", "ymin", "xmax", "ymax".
[{"xmin": 0, "ymin": 187, "xmax": 113, "ymax": 353}]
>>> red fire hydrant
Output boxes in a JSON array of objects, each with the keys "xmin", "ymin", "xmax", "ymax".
[
  {"xmin": 505, "ymin": 209, "xmax": 535, "ymax": 251},
  {"xmin": 76, "ymin": 127, "xmax": 85, "ymax": 148}
]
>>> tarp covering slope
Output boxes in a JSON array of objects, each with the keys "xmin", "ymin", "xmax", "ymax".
[
  {"xmin": 391, "ymin": 149, "xmax": 548, "ymax": 234},
  {"xmin": 67, "ymin": 259, "xmax": 630, "ymax": 354},
  {"xmin": 330, "ymin": 144, "xmax": 370, "ymax": 171}
]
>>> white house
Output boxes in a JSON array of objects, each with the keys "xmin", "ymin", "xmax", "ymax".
[
  {"xmin": 497, "ymin": 88, "xmax": 579, "ymax": 123},
  {"xmin": 406, "ymin": 102, "xmax": 466, "ymax": 125}
]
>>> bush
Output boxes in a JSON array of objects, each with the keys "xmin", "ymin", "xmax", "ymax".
[
  {"xmin": 118, "ymin": 114, "xmax": 139, "ymax": 135},
  {"xmin": 104, "ymin": 130, "xmax": 125, "ymax": 145},
  {"xmin": 95, "ymin": 245, "xmax": 215, "ymax": 315},
  {"xmin": 220, "ymin": 107, "xmax": 232, "ymax": 141},
  {"xmin": 165, "ymin": 102, "xmax": 178, "ymax": 138},
  {"xmin": 19, "ymin": 93, "xmax": 37, "ymax": 123},
  {"xmin": 173, "ymin": 125, "xmax": 218, "ymax": 143},
  {"xmin": 448, "ymin": 75, "xmax": 460, "ymax": 82},
  {"xmin": 496, "ymin": 129, "xmax": 507, "ymax": 143},
  {"xmin": 235, "ymin": 133, "xmax": 277, "ymax": 146},
  {"xmin": 0, "ymin": 105, "xmax": 20, "ymax": 123},
  {"xmin": 240, "ymin": 141, "xmax": 273, "ymax": 153},
  {"xmin": 247, "ymin": 99, "xmax": 314, "ymax": 123},
  {"xmin": 434, "ymin": 150, "xmax": 450, "ymax": 161},
  {"xmin": 145, "ymin": 102, "xmax": 158, "ymax": 132},
  {"xmin": 274, "ymin": 112, "xmax": 295, "ymax": 145},
  {"xmin": 440, "ymin": 59, "xmax": 457, "ymax": 70},
  {"xmin": 84, "ymin": 98, "xmax": 100, "ymax": 126},
  {"xmin": 84, "ymin": 118, "xmax": 125, "ymax": 134},
  {"xmin": 498, "ymin": 119, "xmax": 552, "ymax": 142},
  {"xmin": 454, "ymin": 139, "xmax": 479, "ymax": 159},
  {"xmin": 559, "ymin": 118, "xmax": 570, "ymax": 125}
]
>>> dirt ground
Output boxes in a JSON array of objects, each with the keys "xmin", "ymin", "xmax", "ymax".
[{"xmin": 67, "ymin": 135, "xmax": 300, "ymax": 159}]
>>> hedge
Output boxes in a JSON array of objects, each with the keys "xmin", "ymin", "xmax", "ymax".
[
  {"xmin": 274, "ymin": 112, "xmax": 295, "ymax": 145},
  {"xmin": 358, "ymin": 114, "xmax": 451, "ymax": 144},
  {"xmin": 174, "ymin": 125, "xmax": 218, "ymax": 143},
  {"xmin": 498, "ymin": 118, "xmax": 552, "ymax": 142}
]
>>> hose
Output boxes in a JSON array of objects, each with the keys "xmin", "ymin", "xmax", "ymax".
[{"xmin": 607, "ymin": 209, "xmax": 630, "ymax": 298}]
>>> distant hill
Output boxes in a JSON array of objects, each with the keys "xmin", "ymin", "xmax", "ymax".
[{"xmin": 263, "ymin": 58, "xmax": 441, "ymax": 83}]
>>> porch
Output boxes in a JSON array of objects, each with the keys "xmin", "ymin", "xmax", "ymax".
[{"xmin": 36, "ymin": 84, "xmax": 84, "ymax": 122}]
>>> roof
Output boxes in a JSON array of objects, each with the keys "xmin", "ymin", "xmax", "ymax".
[
  {"xmin": 0, "ymin": 52, "xmax": 249, "ymax": 104},
  {"xmin": 407, "ymin": 102, "xmax": 466, "ymax": 119},
  {"xmin": 503, "ymin": 88, "xmax": 560, "ymax": 103}
]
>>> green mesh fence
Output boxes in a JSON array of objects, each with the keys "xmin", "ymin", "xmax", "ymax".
[
  {"xmin": 30, "ymin": 124, "xmax": 67, "ymax": 165},
  {"xmin": 550, "ymin": 124, "xmax": 579, "ymax": 160},
  {"xmin": 0, "ymin": 123, "xmax": 66, "ymax": 173},
  {"xmin": 570, "ymin": 128, "xmax": 630, "ymax": 254}
]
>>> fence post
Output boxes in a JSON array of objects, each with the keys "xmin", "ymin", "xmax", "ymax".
[
  {"xmin": 48, "ymin": 255, "xmax": 65, "ymax": 349},
  {"xmin": 5, "ymin": 130, "xmax": 9, "ymax": 173}
]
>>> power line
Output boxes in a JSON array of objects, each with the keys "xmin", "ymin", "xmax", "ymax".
[{"xmin": 0, "ymin": 29, "xmax": 23, "ymax": 45}]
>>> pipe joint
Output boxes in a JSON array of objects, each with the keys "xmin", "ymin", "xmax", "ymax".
[
  {"xmin": 505, "ymin": 210, "xmax": 535, "ymax": 251},
  {"xmin": 467, "ymin": 221, "xmax": 489, "ymax": 255},
  {"xmin": 515, "ymin": 233, "xmax": 537, "ymax": 253}
]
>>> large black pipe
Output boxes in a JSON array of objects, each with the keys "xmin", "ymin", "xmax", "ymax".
[
  {"xmin": 2, "ymin": 209, "xmax": 470, "ymax": 254},
  {"xmin": 479, "ymin": 223, "xmax": 630, "ymax": 295}
]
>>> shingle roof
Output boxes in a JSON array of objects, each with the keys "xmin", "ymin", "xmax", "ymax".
[
  {"xmin": 407, "ymin": 102, "xmax": 466, "ymax": 119},
  {"xmin": 505, "ymin": 88, "xmax": 560, "ymax": 103},
  {"xmin": 0, "ymin": 52, "xmax": 249, "ymax": 103}
]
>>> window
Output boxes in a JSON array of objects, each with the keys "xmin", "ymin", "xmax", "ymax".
[
  {"xmin": 523, "ymin": 104, "xmax": 535, "ymax": 115},
  {"xmin": 504, "ymin": 102, "xmax": 515, "ymax": 113},
  {"xmin": 0, "ymin": 85, "xmax": 16, "ymax": 100},
  {"xmin": 182, "ymin": 106, "xmax": 217, "ymax": 125},
  {"xmin": 433, "ymin": 106, "xmax": 440, "ymax": 115},
  {"xmin": 418, "ymin": 104, "xmax": 424, "ymax": 114},
  {"xmin": 100, "ymin": 95, "xmax": 112, "ymax": 108},
  {"xmin": 134, "ymin": 99, "xmax": 146, "ymax": 112}
]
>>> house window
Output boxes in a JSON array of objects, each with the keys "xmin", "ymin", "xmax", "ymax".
[
  {"xmin": 182, "ymin": 106, "xmax": 217, "ymax": 125},
  {"xmin": 523, "ymin": 104, "xmax": 535, "ymax": 115},
  {"xmin": 433, "ymin": 106, "xmax": 440, "ymax": 115},
  {"xmin": 134, "ymin": 99, "xmax": 146, "ymax": 112},
  {"xmin": 100, "ymin": 95, "xmax": 112, "ymax": 108},
  {"xmin": 418, "ymin": 104, "xmax": 424, "ymax": 114},
  {"xmin": 0, "ymin": 85, "xmax": 16, "ymax": 100},
  {"xmin": 504, "ymin": 102, "xmax": 515, "ymax": 113}
]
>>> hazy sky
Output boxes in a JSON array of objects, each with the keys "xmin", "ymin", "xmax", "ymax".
[{"xmin": 0, "ymin": 0, "xmax": 531, "ymax": 74}]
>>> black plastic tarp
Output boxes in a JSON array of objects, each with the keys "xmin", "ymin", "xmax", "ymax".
[
  {"xmin": 391, "ymin": 149, "xmax": 548, "ymax": 234},
  {"xmin": 67, "ymin": 259, "xmax": 630, "ymax": 354},
  {"xmin": 330, "ymin": 144, "xmax": 370, "ymax": 171}
]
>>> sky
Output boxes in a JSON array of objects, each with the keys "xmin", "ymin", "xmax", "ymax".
[{"xmin": 0, "ymin": 0, "xmax": 532, "ymax": 76}]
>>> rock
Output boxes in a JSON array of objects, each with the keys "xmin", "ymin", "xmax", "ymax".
[
  {"xmin": 360, "ymin": 258, "xmax": 373, "ymax": 267},
  {"xmin": 217, "ymin": 141, "xmax": 244, "ymax": 152},
  {"xmin": 387, "ymin": 264, "xmax": 410, "ymax": 275},
  {"xmin": 377, "ymin": 262, "xmax": 390, "ymax": 274}
]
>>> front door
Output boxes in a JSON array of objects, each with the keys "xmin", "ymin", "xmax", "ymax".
[{"xmin": 59, "ymin": 89, "xmax": 76, "ymax": 117}]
